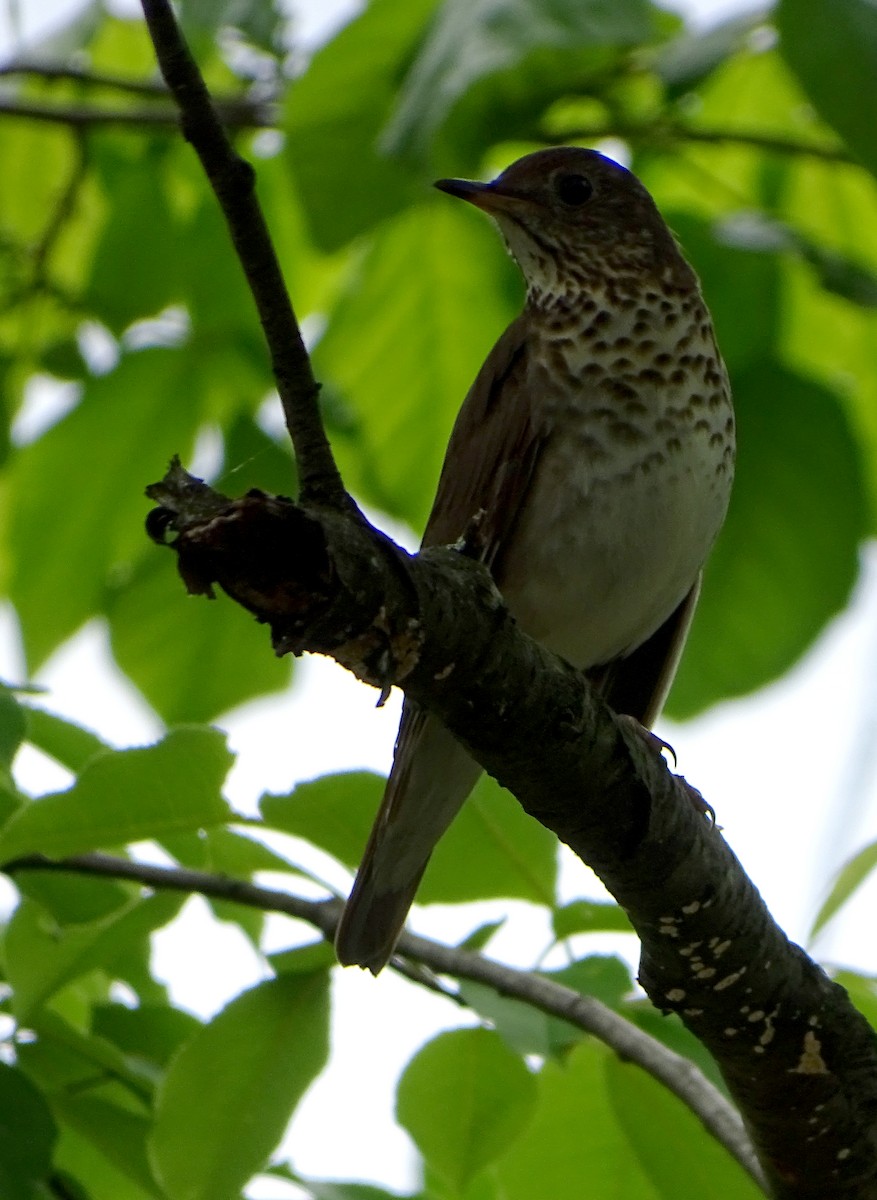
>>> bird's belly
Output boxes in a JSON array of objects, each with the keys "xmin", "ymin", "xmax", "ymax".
[{"xmin": 498, "ymin": 425, "xmax": 732, "ymax": 669}]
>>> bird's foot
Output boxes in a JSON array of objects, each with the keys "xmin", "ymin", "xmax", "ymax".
[
  {"xmin": 617, "ymin": 713, "xmax": 676, "ymax": 766},
  {"xmin": 617, "ymin": 714, "xmax": 716, "ymax": 824}
]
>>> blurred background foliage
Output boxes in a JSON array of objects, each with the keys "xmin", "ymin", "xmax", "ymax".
[{"xmin": 0, "ymin": 0, "xmax": 875, "ymax": 1196}]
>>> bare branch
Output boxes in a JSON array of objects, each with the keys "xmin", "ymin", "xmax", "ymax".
[
  {"xmin": 142, "ymin": 469, "xmax": 877, "ymax": 1200},
  {"xmin": 3, "ymin": 849, "xmax": 765, "ymax": 1189},
  {"xmin": 543, "ymin": 121, "xmax": 853, "ymax": 165},
  {"xmin": 0, "ymin": 95, "xmax": 272, "ymax": 129},
  {"xmin": 138, "ymin": 0, "xmax": 346, "ymax": 507},
  {"xmin": 0, "ymin": 59, "xmax": 176, "ymax": 95}
]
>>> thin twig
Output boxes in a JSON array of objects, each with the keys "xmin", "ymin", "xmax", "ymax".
[
  {"xmin": 0, "ymin": 60, "xmax": 173, "ymax": 95},
  {"xmin": 31, "ymin": 133, "xmax": 88, "ymax": 287},
  {"xmin": 3, "ymin": 850, "xmax": 765, "ymax": 1190},
  {"xmin": 0, "ymin": 95, "xmax": 272, "ymax": 130},
  {"xmin": 139, "ymin": 0, "xmax": 346, "ymax": 506},
  {"xmin": 546, "ymin": 122, "xmax": 853, "ymax": 165}
]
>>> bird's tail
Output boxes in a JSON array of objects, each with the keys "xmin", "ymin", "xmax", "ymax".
[{"xmin": 335, "ymin": 708, "xmax": 481, "ymax": 974}]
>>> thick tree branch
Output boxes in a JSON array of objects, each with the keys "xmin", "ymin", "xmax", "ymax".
[
  {"xmin": 3, "ymin": 850, "xmax": 764, "ymax": 1189},
  {"xmin": 143, "ymin": 463, "xmax": 877, "ymax": 1200},
  {"xmin": 139, "ymin": 0, "xmax": 344, "ymax": 507}
]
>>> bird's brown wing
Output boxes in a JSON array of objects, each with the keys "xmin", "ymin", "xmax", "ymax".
[
  {"xmin": 421, "ymin": 314, "xmax": 544, "ymax": 558},
  {"xmin": 587, "ymin": 575, "xmax": 701, "ymax": 728},
  {"xmin": 335, "ymin": 317, "xmax": 549, "ymax": 973}
]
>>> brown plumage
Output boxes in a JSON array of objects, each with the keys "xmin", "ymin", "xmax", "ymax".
[{"xmin": 335, "ymin": 147, "xmax": 735, "ymax": 973}]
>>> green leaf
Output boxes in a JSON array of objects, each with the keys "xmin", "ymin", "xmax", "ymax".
[
  {"xmin": 23, "ymin": 707, "xmax": 109, "ymax": 774},
  {"xmin": 396, "ymin": 1028, "xmax": 537, "ymax": 1191},
  {"xmin": 778, "ymin": 0, "xmax": 877, "ymax": 178},
  {"xmin": 263, "ymin": 769, "xmax": 556, "ymax": 905},
  {"xmin": 605, "ymin": 1056, "xmax": 764, "ymax": 1198},
  {"xmin": 298, "ymin": 1181, "xmax": 415, "ymax": 1200},
  {"xmin": 84, "ymin": 139, "xmax": 185, "ymax": 333},
  {"xmin": 670, "ymin": 214, "xmax": 782, "ymax": 373},
  {"xmin": 8, "ymin": 347, "xmax": 205, "ymax": 668},
  {"xmin": 92, "ymin": 1003, "xmax": 202, "ymax": 1069},
  {"xmin": 314, "ymin": 200, "xmax": 518, "ymax": 529},
  {"xmin": 382, "ymin": 0, "xmax": 658, "ymax": 170},
  {"xmin": 5, "ymin": 892, "xmax": 184, "ymax": 1021},
  {"xmin": 0, "ymin": 1063, "xmax": 57, "ymax": 1199},
  {"xmin": 54, "ymin": 1125, "xmax": 155, "ymax": 1200},
  {"xmin": 670, "ymin": 361, "xmax": 867, "ymax": 716},
  {"xmin": 260, "ymin": 771, "xmax": 385, "ymax": 868},
  {"xmin": 655, "ymin": 8, "xmax": 772, "ymax": 96},
  {"xmin": 418, "ymin": 774, "xmax": 557, "ymax": 906},
  {"xmin": 268, "ymin": 940, "xmax": 338, "ymax": 976},
  {"xmin": 553, "ymin": 900, "xmax": 633, "ymax": 939},
  {"xmin": 830, "ymin": 970, "xmax": 877, "ymax": 1032},
  {"xmin": 457, "ymin": 980, "xmax": 579, "ymax": 1058},
  {"xmin": 0, "ymin": 727, "xmax": 233, "ymax": 862},
  {"xmin": 0, "ymin": 689, "xmax": 26, "ymax": 768},
  {"xmin": 14, "ymin": 870, "xmax": 133, "ymax": 925},
  {"xmin": 494, "ymin": 1041, "xmax": 658, "ymax": 1199},
  {"xmin": 283, "ymin": 0, "xmax": 438, "ymax": 249},
  {"xmin": 53, "ymin": 1095, "xmax": 161, "ymax": 1198},
  {"xmin": 218, "ymin": 412, "xmax": 297, "ymax": 500},
  {"xmin": 107, "ymin": 551, "xmax": 291, "ymax": 724},
  {"xmin": 546, "ymin": 955, "xmax": 635, "ymax": 1011},
  {"xmin": 151, "ymin": 971, "xmax": 330, "ymax": 1200},
  {"xmin": 811, "ymin": 839, "xmax": 877, "ymax": 938}
]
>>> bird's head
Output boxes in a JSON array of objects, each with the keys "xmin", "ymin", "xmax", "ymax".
[{"xmin": 435, "ymin": 147, "xmax": 691, "ymax": 307}]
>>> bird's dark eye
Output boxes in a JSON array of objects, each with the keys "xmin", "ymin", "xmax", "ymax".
[{"xmin": 555, "ymin": 173, "xmax": 593, "ymax": 206}]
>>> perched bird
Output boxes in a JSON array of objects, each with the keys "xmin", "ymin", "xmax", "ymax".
[{"xmin": 335, "ymin": 147, "xmax": 735, "ymax": 974}]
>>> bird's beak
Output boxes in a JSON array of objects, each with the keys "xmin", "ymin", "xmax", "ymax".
[{"xmin": 434, "ymin": 177, "xmax": 533, "ymax": 216}]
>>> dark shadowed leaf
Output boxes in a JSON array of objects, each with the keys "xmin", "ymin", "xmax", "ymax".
[
  {"xmin": 671, "ymin": 362, "xmax": 867, "ymax": 716},
  {"xmin": 0, "ymin": 689, "xmax": 26, "ymax": 768},
  {"xmin": 0, "ymin": 1063, "xmax": 57, "ymax": 1199},
  {"xmin": 778, "ymin": 0, "xmax": 877, "ymax": 178}
]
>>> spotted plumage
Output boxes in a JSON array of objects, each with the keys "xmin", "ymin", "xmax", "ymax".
[{"xmin": 336, "ymin": 147, "xmax": 735, "ymax": 974}]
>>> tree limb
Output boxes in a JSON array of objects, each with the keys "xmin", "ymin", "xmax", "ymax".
[
  {"xmin": 0, "ymin": 95, "xmax": 272, "ymax": 129},
  {"xmin": 542, "ymin": 121, "xmax": 853, "ymax": 165},
  {"xmin": 2, "ymin": 849, "xmax": 765, "ymax": 1189},
  {"xmin": 131, "ymin": 3, "xmax": 877, "ymax": 1196},
  {"xmin": 139, "ymin": 0, "xmax": 345, "ymax": 508},
  {"xmin": 141, "ymin": 464, "xmax": 877, "ymax": 1200},
  {"xmin": 0, "ymin": 59, "xmax": 184, "ymax": 95}
]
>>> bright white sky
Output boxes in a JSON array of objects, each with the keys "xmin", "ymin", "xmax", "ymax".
[{"xmin": 3, "ymin": 0, "xmax": 877, "ymax": 1193}]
